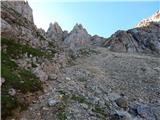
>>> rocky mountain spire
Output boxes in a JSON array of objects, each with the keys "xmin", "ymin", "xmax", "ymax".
[
  {"xmin": 64, "ymin": 23, "xmax": 91, "ymax": 50},
  {"xmin": 46, "ymin": 22, "xmax": 63, "ymax": 41}
]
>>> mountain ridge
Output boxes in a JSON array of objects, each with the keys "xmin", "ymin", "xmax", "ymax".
[{"xmin": 1, "ymin": 1, "xmax": 160, "ymax": 120}]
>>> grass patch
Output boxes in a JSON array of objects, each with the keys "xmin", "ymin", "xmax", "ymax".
[
  {"xmin": 71, "ymin": 94, "xmax": 91, "ymax": 105},
  {"xmin": 54, "ymin": 103, "xmax": 67, "ymax": 120},
  {"xmin": 92, "ymin": 104, "xmax": 108, "ymax": 119},
  {"xmin": 1, "ymin": 37, "xmax": 47, "ymax": 58},
  {"xmin": 56, "ymin": 112, "xmax": 67, "ymax": 120},
  {"xmin": 1, "ymin": 37, "xmax": 43, "ymax": 119},
  {"xmin": 79, "ymin": 47, "xmax": 99, "ymax": 56},
  {"xmin": 1, "ymin": 95, "xmax": 18, "ymax": 118}
]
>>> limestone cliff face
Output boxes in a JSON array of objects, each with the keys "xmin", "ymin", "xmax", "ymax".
[
  {"xmin": 46, "ymin": 22, "xmax": 63, "ymax": 41},
  {"xmin": 104, "ymin": 11, "xmax": 160, "ymax": 55},
  {"xmin": 2, "ymin": 1, "xmax": 34, "ymax": 23},
  {"xmin": 64, "ymin": 24, "xmax": 91, "ymax": 50},
  {"xmin": 1, "ymin": 1, "xmax": 48, "ymax": 49}
]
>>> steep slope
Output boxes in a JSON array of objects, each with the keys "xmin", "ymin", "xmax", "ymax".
[
  {"xmin": 1, "ymin": 1, "xmax": 160, "ymax": 120},
  {"xmin": 104, "ymin": 11, "xmax": 160, "ymax": 55},
  {"xmin": 20, "ymin": 47, "xmax": 160, "ymax": 120},
  {"xmin": 1, "ymin": 1, "xmax": 49, "ymax": 48},
  {"xmin": 1, "ymin": 1, "xmax": 59, "ymax": 119}
]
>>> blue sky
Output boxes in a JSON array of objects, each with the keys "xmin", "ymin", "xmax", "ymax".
[{"xmin": 28, "ymin": 1, "xmax": 159, "ymax": 38}]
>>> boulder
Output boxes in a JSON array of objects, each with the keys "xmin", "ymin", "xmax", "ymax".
[
  {"xmin": 137, "ymin": 104, "xmax": 156, "ymax": 120},
  {"xmin": 115, "ymin": 97, "xmax": 129, "ymax": 110},
  {"xmin": 48, "ymin": 74, "xmax": 57, "ymax": 80},
  {"xmin": 32, "ymin": 66, "xmax": 48, "ymax": 81}
]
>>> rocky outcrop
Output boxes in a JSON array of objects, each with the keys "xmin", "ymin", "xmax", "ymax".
[
  {"xmin": 46, "ymin": 22, "xmax": 63, "ymax": 41},
  {"xmin": 104, "ymin": 11, "xmax": 160, "ymax": 55},
  {"xmin": 2, "ymin": 1, "xmax": 34, "ymax": 23},
  {"xmin": 64, "ymin": 24, "xmax": 91, "ymax": 50},
  {"xmin": 136, "ymin": 10, "xmax": 160, "ymax": 27},
  {"xmin": 91, "ymin": 35, "xmax": 106, "ymax": 46},
  {"xmin": 1, "ymin": 1, "xmax": 49, "ymax": 49}
]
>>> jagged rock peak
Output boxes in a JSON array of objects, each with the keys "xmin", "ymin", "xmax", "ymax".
[
  {"xmin": 47, "ymin": 22, "xmax": 63, "ymax": 41},
  {"xmin": 71, "ymin": 23, "xmax": 88, "ymax": 34},
  {"xmin": 136, "ymin": 10, "xmax": 160, "ymax": 27},
  {"xmin": 48, "ymin": 22, "xmax": 63, "ymax": 34},
  {"xmin": 64, "ymin": 23, "xmax": 91, "ymax": 50}
]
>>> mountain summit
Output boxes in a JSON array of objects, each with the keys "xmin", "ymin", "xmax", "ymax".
[
  {"xmin": 64, "ymin": 23, "xmax": 91, "ymax": 50},
  {"xmin": 46, "ymin": 22, "xmax": 63, "ymax": 41}
]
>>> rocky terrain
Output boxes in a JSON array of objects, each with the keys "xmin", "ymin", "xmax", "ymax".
[
  {"xmin": 1, "ymin": 1, "xmax": 160, "ymax": 120},
  {"xmin": 103, "ymin": 11, "xmax": 160, "ymax": 55}
]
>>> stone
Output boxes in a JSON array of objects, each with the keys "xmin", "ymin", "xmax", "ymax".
[
  {"xmin": 48, "ymin": 74, "xmax": 58, "ymax": 80},
  {"xmin": 8, "ymin": 88, "xmax": 16, "ymax": 96},
  {"xmin": 111, "ymin": 111, "xmax": 132, "ymax": 120},
  {"xmin": 32, "ymin": 66, "xmax": 48, "ymax": 81},
  {"xmin": 115, "ymin": 97, "xmax": 129, "ymax": 110},
  {"xmin": 1, "ymin": 1, "xmax": 49, "ymax": 49},
  {"xmin": 137, "ymin": 104, "xmax": 156, "ymax": 120},
  {"xmin": 81, "ymin": 103, "xmax": 88, "ymax": 109},
  {"xmin": 48, "ymin": 98, "xmax": 59, "ymax": 107},
  {"xmin": 1, "ymin": 77, "xmax": 5, "ymax": 86},
  {"xmin": 66, "ymin": 77, "xmax": 71, "ymax": 81}
]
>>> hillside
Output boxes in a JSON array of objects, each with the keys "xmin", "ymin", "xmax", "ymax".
[{"xmin": 1, "ymin": 1, "xmax": 160, "ymax": 120}]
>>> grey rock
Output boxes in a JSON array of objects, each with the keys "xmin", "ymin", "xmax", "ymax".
[
  {"xmin": 111, "ymin": 111, "xmax": 132, "ymax": 120},
  {"xmin": 47, "ymin": 22, "xmax": 63, "ymax": 41},
  {"xmin": 32, "ymin": 66, "xmax": 48, "ymax": 81},
  {"xmin": 1, "ymin": 77, "xmax": 5, "ymax": 86},
  {"xmin": 63, "ymin": 30, "xmax": 68, "ymax": 39},
  {"xmin": 48, "ymin": 74, "xmax": 57, "ymax": 80},
  {"xmin": 137, "ymin": 104, "xmax": 156, "ymax": 120},
  {"xmin": 8, "ymin": 88, "xmax": 16, "ymax": 96},
  {"xmin": 2, "ymin": 1, "xmax": 33, "ymax": 22},
  {"xmin": 104, "ymin": 11, "xmax": 160, "ymax": 55},
  {"xmin": 91, "ymin": 35, "xmax": 106, "ymax": 46},
  {"xmin": 64, "ymin": 23, "xmax": 91, "ymax": 50},
  {"xmin": 66, "ymin": 77, "xmax": 71, "ymax": 81},
  {"xmin": 48, "ymin": 98, "xmax": 59, "ymax": 107},
  {"xmin": 115, "ymin": 97, "xmax": 129, "ymax": 110}
]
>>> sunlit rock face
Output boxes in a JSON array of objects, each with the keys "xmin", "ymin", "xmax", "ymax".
[
  {"xmin": 64, "ymin": 24, "xmax": 91, "ymax": 50},
  {"xmin": 2, "ymin": 0, "xmax": 34, "ymax": 23},
  {"xmin": 104, "ymin": 11, "xmax": 160, "ymax": 55},
  {"xmin": 136, "ymin": 10, "xmax": 160, "ymax": 27},
  {"xmin": 46, "ymin": 22, "xmax": 63, "ymax": 41},
  {"xmin": 1, "ymin": 1, "xmax": 49, "ymax": 49},
  {"xmin": 91, "ymin": 35, "xmax": 106, "ymax": 46}
]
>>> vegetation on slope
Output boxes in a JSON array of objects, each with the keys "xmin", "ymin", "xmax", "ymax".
[{"xmin": 1, "ymin": 37, "xmax": 44, "ymax": 119}]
